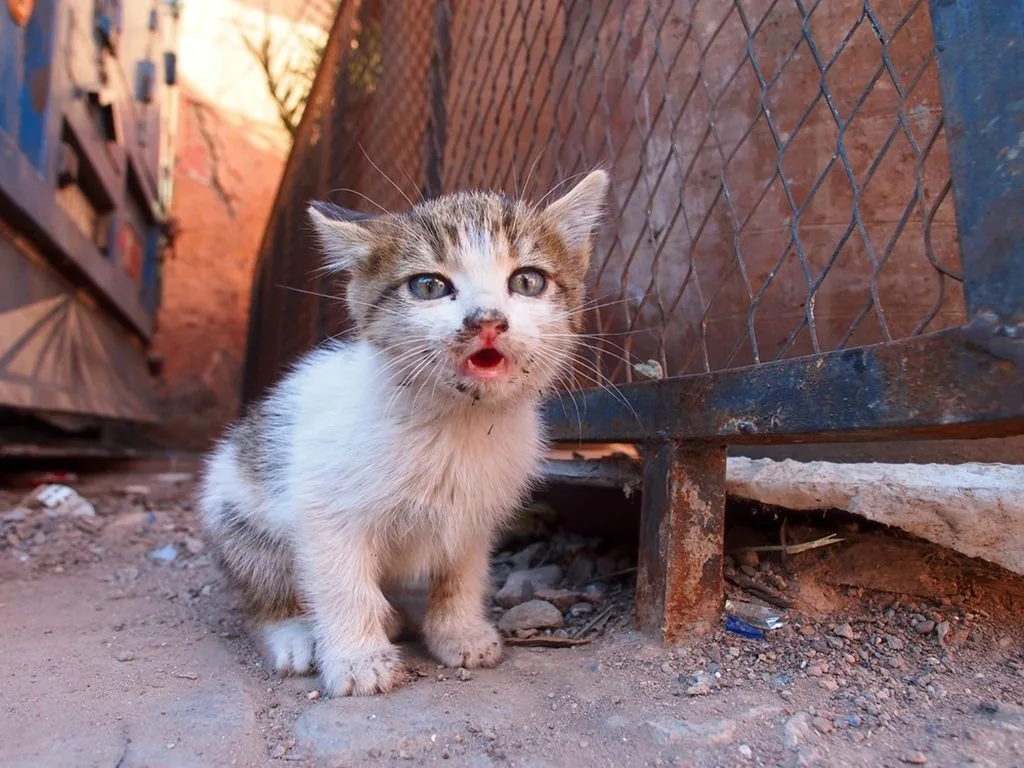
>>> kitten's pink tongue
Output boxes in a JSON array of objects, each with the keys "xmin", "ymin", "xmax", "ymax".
[{"xmin": 465, "ymin": 348, "xmax": 508, "ymax": 380}]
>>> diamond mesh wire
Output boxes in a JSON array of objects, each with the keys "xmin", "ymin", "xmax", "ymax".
[{"xmin": 245, "ymin": 0, "xmax": 965, "ymax": 402}]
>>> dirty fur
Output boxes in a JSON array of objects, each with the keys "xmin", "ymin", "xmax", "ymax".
[{"xmin": 199, "ymin": 171, "xmax": 609, "ymax": 696}]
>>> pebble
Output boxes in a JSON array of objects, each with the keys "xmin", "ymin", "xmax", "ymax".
[
  {"xmin": 935, "ymin": 621, "xmax": 950, "ymax": 645},
  {"xmin": 307, "ymin": 690, "xmax": 320, "ymax": 701},
  {"xmin": 812, "ymin": 716, "xmax": 834, "ymax": 734},
  {"xmin": 147, "ymin": 544, "xmax": 178, "ymax": 564},
  {"xmin": 536, "ymin": 589, "xmax": 584, "ymax": 612},
  {"xmin": 183, "ymin": 536, "xmax": 205, "ymax": 555},
  {"xmin": 568, "ymin": 601, "xmax": 594, "ymax": 618},
  {"xmin": 901, "ymin": 751, "xmax": 928, "ymax": 765},
  {"xmin": 738, "ymin": 744, "xmax": 753, "ymax": 759},
  {"xmin": 914, "ymin": 620, "xmax": 936, "ymax": 635},
  {"xmin": 736, "ymin": 550, "xmax": 759, "ymax": 569},
  {"xmin": 566, "ymin": 553, "xmax": 596, "ymax": 585},
  {"xmin": 799, "ymin": 625, "xmax": 817, "ymax": 638},
  {"xmin": 495, "ymin": 566, "xmax": 562, "ymax": 608},
  {"xmin": 834, "ymin": 623, "xmax": 856, "ymax": 640},
  {"xmin": 456, "ymin": 668, "xmax": 472, "ymax": 681},
  {"xmin": 782, "ymin": 712, "xmax": 814, "ymax": 748},
  {"xmin": 685, "ymin": 671, "xmax": 715, "ymax": 696},
  {"xmin": 497, "ymin": 600, "xmax": 563, "ymax": 633},
  {"xmin": 116, "ymin": 651, "xmax": 136, "ymax": 662}
]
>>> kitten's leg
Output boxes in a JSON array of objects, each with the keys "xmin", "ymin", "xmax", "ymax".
[
  {"xmin": 300, "ymin": 526, "xmax": 404, "ymax": 696},
  {"xmin": 422, "ymin": 542, "xmax": 502, "ymax": 669}
]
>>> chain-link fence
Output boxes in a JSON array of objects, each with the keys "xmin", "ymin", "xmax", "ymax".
[{"xmin": 246, "ymin": 0, "xmax": 967, "ymax": 404}]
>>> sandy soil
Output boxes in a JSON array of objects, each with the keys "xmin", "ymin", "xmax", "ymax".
[{"xmin": 1, "ymin": 469, "xmax": 1023, "ymax": 768}]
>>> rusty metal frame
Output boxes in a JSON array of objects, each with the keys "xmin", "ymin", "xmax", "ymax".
[
  {"xmin": 537, "ymin": 0, "xmax": 1024, "ymax": 642},
  {"xmin": 242, "ymin": 0, "xmax": 1024, "ymax": 644}
]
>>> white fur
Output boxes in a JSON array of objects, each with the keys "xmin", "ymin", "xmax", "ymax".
[
  {"xmin": 264, "ymin": 618, "xmax": 314, "ymax": 675},
  {"xmin": 201, "ymin": 340, "xmax": 546, "ymax": 694}
]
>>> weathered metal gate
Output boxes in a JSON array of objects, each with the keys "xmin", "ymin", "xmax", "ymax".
[{"xmin": 244, "ymin": 0, "xmax": 1024, "ymax": 641}]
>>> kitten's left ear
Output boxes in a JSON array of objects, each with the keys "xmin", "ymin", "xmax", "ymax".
[
  {"xmin": 307, "ymin": 201, "xmax": 375, "ymax": 272},
  {"xmin": 541, "ymin": 169, "xmax": 610, "ymax": 253}
]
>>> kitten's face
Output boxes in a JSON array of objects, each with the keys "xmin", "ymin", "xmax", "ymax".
[{"xmin": 309, "ymin": 171, "xmax": 608, "ymax": 406}]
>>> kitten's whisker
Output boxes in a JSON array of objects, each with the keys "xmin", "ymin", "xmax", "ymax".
[
  {"xmin": 358, "ymin": 143, "xmax": 415, "ymax": 210},
  {"xmin": 522, "ymin": 144, "xmax": 549, "ymax": 202},
  {"xmin": 324, "ymin": 187, "xmax": 390, "ymax": 214},
  {"xmin": 559, "ymin": 351, "xmax": 644, "ymax": 430}
]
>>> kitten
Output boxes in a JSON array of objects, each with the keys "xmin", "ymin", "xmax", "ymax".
[{"xmin": 199, "ymin": 170, "xmax": 608, "ymax": 696}]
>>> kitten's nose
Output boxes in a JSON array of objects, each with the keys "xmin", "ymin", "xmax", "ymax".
[{"xmin": 464, "ymin": 309, "xmax": 509, "ymax": 339}]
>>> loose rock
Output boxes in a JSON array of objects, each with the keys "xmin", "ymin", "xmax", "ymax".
[
  {"xmin": 495, "ymin": 566, "xmax": 562, "ymax": 608},
  {"xmin": 497, "ymin": 600, "xmax": 563, "ymax": 633}
]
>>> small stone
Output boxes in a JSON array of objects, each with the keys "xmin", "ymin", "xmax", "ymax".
[
  {"xmin": 886, "ymin": 635, "xmax": 905, "ymax": 651},
  {"xmin": 494, "ymin": 566, "xmax": 562, "ymax": 608},
  {"xmin": 270, "ymin": 744, "xmax": 288, "ymax": 759},
  {"xmin": 738, "ymin": 744, "xmax": 753, "ymax": 759},
  {"xmin": 685, "ymin": 670, "xmax": 715, "ymax": 696},
  {"xmin": 569, "ymin": 602, "xmax": 594, "ymax": 618},
  {"xmin": 183, "ymin": 536, "xmax": 205, "ymax": 555},
  {"xmin": 515, "ymin": 628, "xmax": 537, "ymax": 639},
  {"xmin": 998, "ymin": 636, "xmax": 1012, "ymax": 649},
  {"xmin": 735, "ymin": 550, "xmax": 759, "ymax": 569},
  {"xmin": 509, "ymin": 542, "xmax": 545, "ymax": 570},
  {"xmin": 820, "ymin": 677, "xmax": 839, "ymax": 692},
  {"xmin": 456, "ymin": 667, "xmax": 472, "ymax": 681},
  {"xmin": 74, "ymin": 516, "xmax": 104, "ymax": 534},
  {"xmin": 147, "ymin": 544, "xmax": 178, "ymax": 564},
  {"xmin": 834, "ymin": 623, "xmax": 856, "ymax": 641},
  {"xmin": 581, "ymin": 583, "xmax": 606, "ymax": 603},
  {"xmin": 812, "ymin": 716, "xmax": 834, "ymax": 734},
  {"xmin": 1, "ymin": 508, "xmax": 26, "ymax": 523},
  {"xmin": 935, "ymin": 621, "xmax": 950, "ymax": 645},
  {"xmin": 901, "ymin": 751, "xmax": 928, "ymax": 765},
  {"xmin": 706, "ymin": 644, "xmax": 723, "ymax": 664},
  {"xmin": 497, "ymin": 600, "xmax": 563, "ymax": 633},
  {"xmin": 915, "ymin": 620, "xmax": 936, "ymax": 635},
  {"xmin": 116, "ymin": 651, "xmax": 136, "ymax": 662},
  {"xmin": 566, "ymin": 553, "xmax": 596, "ymax": 585},
  {"xmin": 121, "ymin": 485, "xmax": 151, "ymax": 496},
  {"xmin": 535, "ymin": 588, "xmax": 584, "ymax": 612},
  {"xmin": 782, "ymin": 712, "xmax": 814, "ymax": 749},
  {"xmin": 307, "ymin": 690, "xmax": 320, "ymax": 701},
  {"xmin": 799, "ymin": 625, "xmax": 817, "ymax": 638},
  {"xmin": 660, "ymin": 661, "xmax": 674, "ymax": 674}
]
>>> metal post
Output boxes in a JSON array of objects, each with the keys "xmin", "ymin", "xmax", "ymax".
[
  {"xmin": 929, "ymin": 0, "xmax": 1024, "ymax": 368},
  {"xmin": 636, "ymin": 441, "xmax": 726, "ymax": 642}
]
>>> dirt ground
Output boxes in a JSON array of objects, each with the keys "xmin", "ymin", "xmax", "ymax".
[{"xmin": 1, "ymin": 469, "xmax": 1023, "ymax": 768}]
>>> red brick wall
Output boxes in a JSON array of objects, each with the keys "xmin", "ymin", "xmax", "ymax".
[{"xmin": 149, "ymin": 87, "xmax": 288, "ymax": 449}]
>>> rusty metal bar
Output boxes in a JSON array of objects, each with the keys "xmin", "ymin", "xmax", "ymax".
[
  {"xmin": 636, "ymin": 441, "xmax": 726, "ymax": 641},
  {"xmin": 545, "ymin": 328, "xmax": 1024, "ymax": 444}
]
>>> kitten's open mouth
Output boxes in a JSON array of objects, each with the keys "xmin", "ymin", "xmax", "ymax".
[{"xmin": 464, "ymin": 348, "xmax": 509, "ymax": 380}]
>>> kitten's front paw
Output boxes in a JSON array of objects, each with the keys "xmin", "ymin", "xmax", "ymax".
[
  {"xmin": 263, "ymin": 619, "xmax": 315, "ymax": 676},
  {"xmin": 319, "ymin": 643, "xmax": 405, "ymax": 697},
  {"xmin": 427, "ymin": 622, "xmax": 502, "ymax": 669}
]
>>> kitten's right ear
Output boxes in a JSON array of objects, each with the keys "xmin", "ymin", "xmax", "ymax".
[{"xmin": 307, "ymin": 201, "xmax": 374, "ymax": 272}]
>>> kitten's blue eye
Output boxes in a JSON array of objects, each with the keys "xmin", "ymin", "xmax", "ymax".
[
  {"xmin": 509, "ymin": 268, "xmax": 547, "ymax": 297},
  {"xmin": 408, "ymin": 274, "xmax": 454, "ymax": 300}
]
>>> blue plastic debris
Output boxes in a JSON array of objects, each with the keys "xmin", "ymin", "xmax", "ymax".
[{"xmin": 725, "ymin": 615, "xmax": 765, "ymax": 639}]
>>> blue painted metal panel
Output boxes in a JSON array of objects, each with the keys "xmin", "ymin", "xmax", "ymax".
[
  {"xmin": 17, "ymin": 0, "xmax": 58, "ymax": 172},
  {"xmin": 929, "ymin": 0, "xmax": 1024, "ymax": 330}
]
